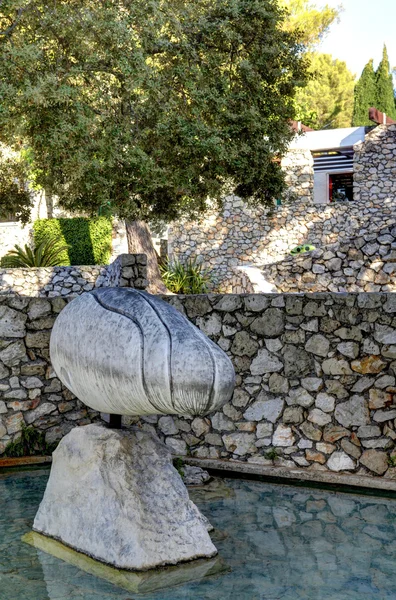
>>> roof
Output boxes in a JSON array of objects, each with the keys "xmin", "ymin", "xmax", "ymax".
[{"xmin": 289, "ymin": 127, "xmax": 366, "ymax": 152}]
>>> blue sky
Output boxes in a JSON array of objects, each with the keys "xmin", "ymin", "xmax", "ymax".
[{"xmin": 318, "ymin": 0, "xmax": 396, "ymax": 78}]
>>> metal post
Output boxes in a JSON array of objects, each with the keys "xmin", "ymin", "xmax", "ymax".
[{"xmin": 108, "ymin": 414, "xmax": 122, "ymax": 429}]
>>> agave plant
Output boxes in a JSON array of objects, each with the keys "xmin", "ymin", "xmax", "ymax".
[
  {"xmin": 160, "ymin": 256, "xmax": 213, "ymax": 294},
  {"xmin": 1, "ymin": 237, "xmax": 70, "ymax": 268}
]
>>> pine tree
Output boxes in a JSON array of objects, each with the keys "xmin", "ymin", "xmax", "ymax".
[
  {"xmin": 295, "ymin": 53, "xmax": 355, "ymax": 129},
  {"xmin": 352, "ymin": 59, "xmax": 376, "ymax": 126},
  {"xmin": 375, "ymin": 45, "xmax": 396, "ymax": 119}
]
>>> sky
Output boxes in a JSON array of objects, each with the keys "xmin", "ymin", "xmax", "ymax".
[{"xmin": 319, "ymin": 0, "xmax": 396, "ymax": 78}]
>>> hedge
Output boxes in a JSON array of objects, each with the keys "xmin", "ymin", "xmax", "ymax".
[{"xmin": 33, "ymin": 217, "xmax": 113, "ymax": 265}]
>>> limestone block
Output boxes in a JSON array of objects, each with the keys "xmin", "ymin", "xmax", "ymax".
[
  {"xmin": 51, "ymin": 288, "xmax": 235, "ymax": 416},
  {"xmin": 327, "ymin": 451, "xmax": 355, "ymax": 472},
  {"xmin": 0, "ymin": 306, "xmax": 27, "ymax": 338},
  {"xmin": 33, "ymin": 425, "xmax": 217, "ymax": 570}
]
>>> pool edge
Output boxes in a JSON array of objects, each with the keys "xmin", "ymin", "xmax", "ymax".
[{"xmin": 184, "ymin": 457, "xmax": 396, "ymax": 495}]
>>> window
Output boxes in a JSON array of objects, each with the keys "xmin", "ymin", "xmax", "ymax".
[
  {"xmin": 329, "ymin": 172, "xmax": 353, "ymax": 203},
  {"xmin": 312, "ymin": 148, "xmax": 354, "ymax": 204}
]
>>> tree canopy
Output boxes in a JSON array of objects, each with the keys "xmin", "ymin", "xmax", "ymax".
[
  {"xmin": 0, "ymin": 0, "xmax": 308, "ymax": 228},
  {"xmin": 352, "ymin": 46, "xmax": 396, "ymax": 126},
  {"xmin": 352, "ymin": 59, "xmax": 376, "ymax": 127},
  {"xmin": 375, "ymin": 46, "xmax": 396, "ymax": 119},
  {"xmin": 295, "ymin": 53, "xmax": 355, "ymax": 129},
  {"xmin": 279, "ymin": 0, "xmax": 339, "ymax": 47}
]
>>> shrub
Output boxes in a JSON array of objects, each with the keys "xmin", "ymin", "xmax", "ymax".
[
  {"xmin": 34, "ymin": 217, "xmax": 113, "ymax": 265},
  {"xmin": 160, "ymin": 256, "xmax": 213, "ymax": 294},
  {"xmin": 4, "ymin": 425, "xmax": 58, "ymax": 457},
  {"xmin": 1, "ymin": 237, "xmax": 70, "ymax": 268},
  {"xmin": 172, "ymin": 457, "xmax": 185, "ymax": 477}
]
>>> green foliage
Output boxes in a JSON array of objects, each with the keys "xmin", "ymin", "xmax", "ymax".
[
  {"xmin": 172, "ymin": 457, "xmax": 185, "ymax": 477},
  {"xmin": 388, "ymin": 455, "xmax": 396, "ymax": 468},
  {"xmin": 0, "ymin": 0, "xmax": 308, "ymax": 226},
  {"xmin": 4, "ymin": 425, "xmax": 58, "ymax": 458},
  {"xmin": 0, "ymin": 147, "xmax": 32, "ymax": 224},
  {"xmin": 375, "ymin": 46, "xmax": 396, "ymax": 119},
  {"xmin": 1, "ymin": 237, "xmax": 70, "ymax": 268},
  {"xmin": 295, "ymin": 53, "xmax": 355, "ymax": 129},
  {"xmin": 265, "ymin": 448, "xmax": 279, "ymax": 461},
  {"xmin": 352, "ymin": 59, "xmax": 376, "ymax": 127},
  {"xmin": 33, "ymin": 217, "xmax": 112, "ymax": 265},
  {"xmin": 353, "ymin": 47, "xmax": 396, "ymax": 126},
  {"xmin": 279, "ymin": 0, "xmax": 339, "ymax": 47},
  {"xmin": 160, "ymin": 256, "xmax": 213, "ymax": 294}
]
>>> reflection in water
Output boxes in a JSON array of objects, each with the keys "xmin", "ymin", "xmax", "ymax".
[{"xmin": 1, "ymin": 470, "xmax": 396, "ymax": 599}]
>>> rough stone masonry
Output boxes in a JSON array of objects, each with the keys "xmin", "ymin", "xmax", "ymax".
[
  {"xmin": 3, "ymin": 292, "xmax": 396, "ymax": 481},
  {"xmin": 169, "ymin": 125, "xmax": 396, "ymax": 292},
  {"xmin": 259, "ymin": 222, "xmax": 396, "ymax": 294}
]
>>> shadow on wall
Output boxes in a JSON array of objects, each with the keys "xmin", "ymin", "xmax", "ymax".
[
  {"xmin": 59, "ymin": 219, "xmax": 95, "ymax": 266},
  {"xmin": 169, "ymin": 194, "xmax": 396, "ymax": 293},
  {"xmin": 33, "ymin": 217, "xmax": 113, "ymax": 266}
]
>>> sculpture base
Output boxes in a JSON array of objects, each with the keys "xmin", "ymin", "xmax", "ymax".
[
  {"xmin": 23, "ymin": 531, "xmax": 228, "ymax": 595},
  {"xmin": 33, "ymin": 424, "xmax": 217, "ymax": 570}
]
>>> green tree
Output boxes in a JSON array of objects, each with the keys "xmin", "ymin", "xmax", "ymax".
[
  {"xmin": 295, "ymin": 53, "xmax": 355, "ymax": 129},
  {"xmin": 0, "ymin": 0, "xmax": 308, "ymax": 291},
  {"xmin": 279, "ymin": 0, "xmax": 339, "ymax": 47},
  {"xmin": 352, "ymin": 59, "xmax": 376, "ymax": 126},
  {"xmin": 0, "ymin": 147, "xmax": 32, "ymax": 224},
  {"xmin": 375, "ymin": 45, "xmax": 396, "ymax": 119}
]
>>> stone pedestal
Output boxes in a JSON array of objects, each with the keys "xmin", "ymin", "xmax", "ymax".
[{"xmin": 33, "ymin": 424, "xmax": 217, "ymax": 570}]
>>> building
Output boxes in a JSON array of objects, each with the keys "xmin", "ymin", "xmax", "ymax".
[{"xmin": 169, "ymin": 118, "xmax": 396, "ymax": 291}]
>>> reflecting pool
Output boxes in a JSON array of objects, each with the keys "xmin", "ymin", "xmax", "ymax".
[{"xmin": 2, "ymin": 470, "xmax": 396, "ymax": 599}]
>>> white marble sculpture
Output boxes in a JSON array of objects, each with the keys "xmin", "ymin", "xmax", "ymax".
[
  {"xmin": 33, "ymin": 288, "xmax": 235, "ymax": 572},
  {"xmin": 51, "ymin": 288, "xmax": 235, "ymax": 416},
  {"xmin": 33, "ymin": 425, "xmax": 217, "ymax": 570}
]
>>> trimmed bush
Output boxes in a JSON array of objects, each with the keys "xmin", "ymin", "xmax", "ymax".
[{"xmin": 34, "ymin": 217, "xmax": 113, "ymax": 265}]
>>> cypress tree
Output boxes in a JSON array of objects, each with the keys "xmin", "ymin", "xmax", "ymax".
[
  {"xmin": 375, "ymin": 45, "xmax": 396, "ymax": 119},
  {"xmin": 352, "ymin": 59, "xmax": 376, "ymax": 126}
]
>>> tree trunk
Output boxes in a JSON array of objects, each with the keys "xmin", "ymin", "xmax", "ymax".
[
  {"xmin": 125, "ymin": 219, "xmax": 170, "ymax": 295},
  {"xmin": 45, "ymin": 189, "xmax": 54, "ymax": 219}
]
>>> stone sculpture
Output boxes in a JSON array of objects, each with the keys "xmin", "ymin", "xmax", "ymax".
[
  {"xmin": 33, "ymin": 288, "xmax": 235, "ymax": 572},
  {"xmin": 33, "ymin": 425, "xmax": 217, "ymax": 569},
  {"xmin": 51, "ymin": 287, "xmax": 235, "ymax": 416}
]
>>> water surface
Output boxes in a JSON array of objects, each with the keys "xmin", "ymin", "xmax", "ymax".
[{"xmin": 1, "ymin": 470, "xmax": 396, "ymax": 600}]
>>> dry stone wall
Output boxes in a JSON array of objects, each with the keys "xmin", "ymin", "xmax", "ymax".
[
  {"xmin": 169, "ymin": 125, "xmax": 396, "ymax": 292},
  {"xmin": 259, "ymin": 223, "xmax": 396, "ymax": 293},
  {"xmin": 3, "ymin": 292, "xmax": 396, "ymax": 481},
  {"xmin": 0, "ymin": 295, "xmax": 102, "ymax": 455},
  {"xmin": 354, "ymin": 124, "xmax": 396, "ymax": 204},
  {"xmin": 0, "ymin": 254, "xmax": 148, "ymax": 297}
]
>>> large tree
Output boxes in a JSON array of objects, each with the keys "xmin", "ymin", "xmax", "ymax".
[
  {"xmin": 279, "ymin": 0, "xmax": 339, "ymax": 47},
  {"xmin": 295, "ymin": 53, "xmax": 355, "ymax": 129},
  {"xmin": 0, "ymin": 0, "xmax": 307, "ymax": 291},
  {"xmin": 352, "ymin": 59, "xmax": 376, "ymax": 126},
  {"xmin": 353, "ymin": 47, "xmax": 396, "ymax": 126},
  {"xmin": 375, "ymin": 45, "xmax": 396, "ymax": 119}
]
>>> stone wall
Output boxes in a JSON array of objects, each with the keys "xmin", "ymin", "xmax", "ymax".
[
  {"xmin": 354, "ymin": 124, "xmax": 396, "ymax": 204},
  {"xmin": 3, "ymin": 292, "xmax": 396, "ymax": 480},
  {"xmin": 0, "ymin": 254, "xmax": 148, "ymax": 297},
  {"xmin": 258, "ymin": 223, "xmax": 396, "ymax": 294},
  {"xmin": 168, "ymin": 126, "xmax": 396, "ymax": 292}
]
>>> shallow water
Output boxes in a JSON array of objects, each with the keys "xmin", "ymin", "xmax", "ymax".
[{"xmin": 2, "ymin": 470, "xmax": 396, "ymax": 600}]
